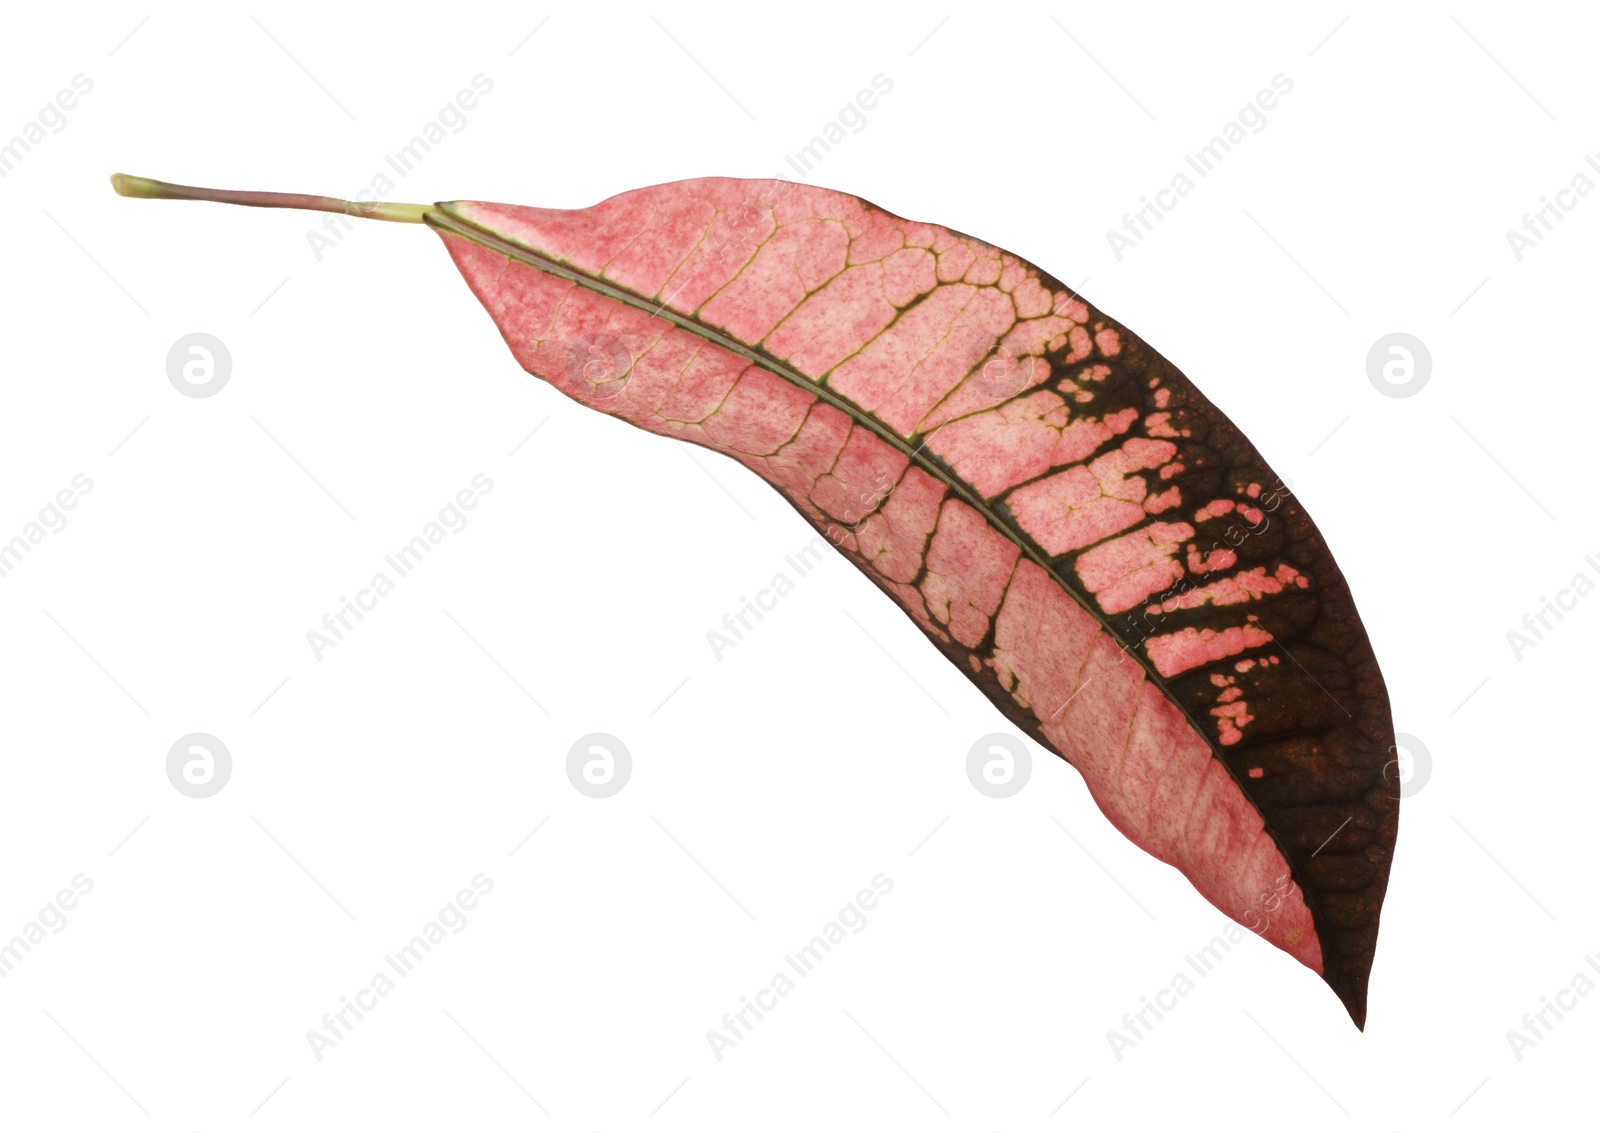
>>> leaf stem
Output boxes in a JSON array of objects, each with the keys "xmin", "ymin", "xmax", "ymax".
[{"xmin": 109, "ymin": 173, "xmax": 430, "ymax": 224}]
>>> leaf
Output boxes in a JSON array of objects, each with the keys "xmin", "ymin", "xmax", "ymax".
[{"xmin": 112, "ymin": 173, "xmax": 1397, "ymax": 1028}]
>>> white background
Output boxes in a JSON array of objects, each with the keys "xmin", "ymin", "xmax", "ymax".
[{"xmin": 0, "ymin": 2, "xmax": 1593, "ymax": 1129}]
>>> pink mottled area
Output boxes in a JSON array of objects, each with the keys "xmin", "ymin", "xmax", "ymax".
[
  {"xmin": 989, "ymin": 562, "xmax": 1319, "ymax": 970},
  {"xmin": 1077, "ymin": 522, "xmax": 1194, "ymax": 614},
  {"xmin": 1148, "ymin": 625, "xmax": 1276, "ymax": 678},
  {"xmin": 1150, "ymin": 564, "xmax": 1309, "ymax": 615},
  {"xmin": 438, "ymin": 179, "xmax": 1323, "ymax": 977}
]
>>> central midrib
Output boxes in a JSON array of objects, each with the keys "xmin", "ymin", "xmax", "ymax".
[{"xmin": 428, "ymin": 203, "xmax": 1220, "ymax": 759}]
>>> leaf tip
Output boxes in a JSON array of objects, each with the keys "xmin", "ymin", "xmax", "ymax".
[{"xmin": 1329, "ymin": 970, "xmax": 1369, "ymax": 1031}]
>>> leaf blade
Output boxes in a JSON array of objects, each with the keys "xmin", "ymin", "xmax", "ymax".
[{"xmin": 431, "ymin": 179, "xmax": 1397, "ymax": 1027}]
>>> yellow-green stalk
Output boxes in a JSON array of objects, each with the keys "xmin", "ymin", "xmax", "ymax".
[{"xmin": 110, "ymin": 173, "xmax": 430, "ymax": 224}]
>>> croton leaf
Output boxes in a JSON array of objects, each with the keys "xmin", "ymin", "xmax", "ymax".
[{"xmin": 112, "ymin": 173, "xmax": 1398, "ymax": 1028}]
